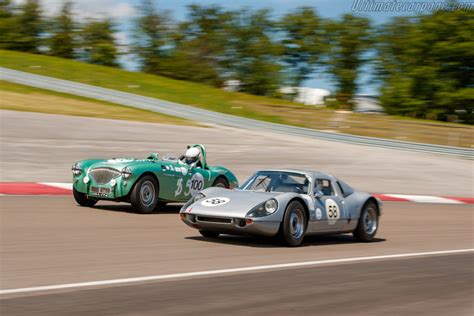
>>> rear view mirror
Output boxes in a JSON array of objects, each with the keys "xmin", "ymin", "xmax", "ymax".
[{"xmin": 314, "ymin": 191, "xmax": 323, "ymax": 199}]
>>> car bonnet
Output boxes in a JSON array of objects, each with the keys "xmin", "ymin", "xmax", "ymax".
[{"xmin": 186, "ymin": 189, "xmax": 279, "ymax": 218}]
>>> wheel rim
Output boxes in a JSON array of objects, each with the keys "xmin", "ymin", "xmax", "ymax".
[
  {"xmin": 140, "ymin": 181, "xmax": 156, "ymax": 207},
  {"xmin": 289, "ymin": 209, "xmax": 304, "ymax": 239},
  {"xmin": 363, "ymin": 208, "xmax": 377, "ymax": 235}
]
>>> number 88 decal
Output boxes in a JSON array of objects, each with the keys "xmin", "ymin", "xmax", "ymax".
[{"xmin": 325, "ymin": 199, "xmax": 340, "ymax": 225}]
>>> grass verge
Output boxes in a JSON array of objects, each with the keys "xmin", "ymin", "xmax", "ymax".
[
  {"xmin": 0, "ymin": 81, "xmax": 195, "ymax": 126},
  {"xmin": 1, "ymin": 50, "xmax": 472, "ymax": 148}
]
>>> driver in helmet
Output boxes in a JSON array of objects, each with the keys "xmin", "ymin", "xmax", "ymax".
[{"xmin": 184, "ymin": 147, "xmax": 202, "ymax": 168}]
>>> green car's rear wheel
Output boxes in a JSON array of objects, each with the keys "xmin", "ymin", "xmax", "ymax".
[
  {"xmin": 73, "ymin": 187, "xmax": 97, "ymax": 207},
  {"xmin": 130, "ymin": 175, "xmax": 159, "ymax": 214}
]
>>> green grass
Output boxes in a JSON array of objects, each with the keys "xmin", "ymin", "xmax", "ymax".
[
  {"xmin": 0, "ymin": 80, "xmax": 195, "ymax": 125},
  {"xmin": 0, "ymin": 49, "xmax": 293, "ymax": 124},
  {"xmin": 1, "ymin": 50, "xmax": 472, "ymax": 148}
]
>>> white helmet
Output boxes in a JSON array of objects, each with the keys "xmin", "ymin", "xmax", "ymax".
[{"xmin": 185, "ymin": 147, "xmax": 200, "ymax": 164}]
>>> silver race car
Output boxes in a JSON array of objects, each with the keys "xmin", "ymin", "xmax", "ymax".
[{"xmin": 180, "ymin": 169, "xmax": 382, "ymax": 246}]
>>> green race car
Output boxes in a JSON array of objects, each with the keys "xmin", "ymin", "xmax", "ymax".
[{"xmin": 71, "ymin": 144, "xmax": 238, "ymax": 213}]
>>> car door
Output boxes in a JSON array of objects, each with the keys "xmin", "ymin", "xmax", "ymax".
[
  {"xmin": 179, "ymin": 165, "xmax": 211, "ymax": 202},
  {"xmin": 156, "ymin": 161, "xmax": 185, "ymax": 201},
  {"xmin": 311, "ymin": 178, "xmax": 346, "ymax": 232}
]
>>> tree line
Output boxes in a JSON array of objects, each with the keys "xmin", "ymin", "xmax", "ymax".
[{"xmin": 1, "ymin": 0, "xmax": 472, "ymax": 124}]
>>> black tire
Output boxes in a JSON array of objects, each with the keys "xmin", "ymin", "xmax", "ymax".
[
  {"xmin": 154, "ymin": 201, "xmax": 167, "ymax": 211},
  {"xmin": 278, "ymin": 201, "xmax": 307, "ymax": 247},
  {"xmin": 73, "ymin": 187, "xmax": 97, "ymax": 207},
  {"xmin": 212, "ymin": 177, "xmax": 229, "ymax": 188},
  {"xmin": 353, "ymin": 201, "xmax": 379, "ymax": 242},
  {"xmin": 130, "ymin": 175, "xmax": 159, "ymax": 214},
  {"xmin": 199, "ymin": 230, "xmax": 220, "ymax": 238}
]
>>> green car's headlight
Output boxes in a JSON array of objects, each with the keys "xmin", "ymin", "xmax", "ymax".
[
  {"xmin": 193, "ymin": 193, "xmax": 205, "ymax": 203},
  {"xmin": 121, "ymin": 167, "xmax": 133, "ymax": 179},
  {"xmin": 264, "ymin": 199, "xmax": 278, "ymax": 214},
  {"xmin": 71, "ymin": 163, "xmax": 82, "ymax": 176}
]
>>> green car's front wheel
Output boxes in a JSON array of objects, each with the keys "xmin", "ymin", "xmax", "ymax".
[
  {"xmin": 130, "ymin": 175, "xmax": 159, "ymax": 214},
  {"xmin": 212, "ymin": 177, "xmax": 229, "ymax": 188},
  {"xmin": 73, "ymin": 187, "xmax": 97, "ymax": 207}
]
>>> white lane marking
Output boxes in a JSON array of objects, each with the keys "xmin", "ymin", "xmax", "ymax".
[
  {"xmin": 1, "ymin": 249, "xmax": 472, "ymax": 295},
  {"xmin": 386, "ymin": 194, "xmax": 464, "ymax": 204},
  {"xmin": 39, "ymin": 182, "xmax": 73, "ymax": 190}
]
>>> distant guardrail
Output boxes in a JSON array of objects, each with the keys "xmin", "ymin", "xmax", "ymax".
[{"xmin": 1, "ymin": 67, "xmax": 472, "ymax": 159}]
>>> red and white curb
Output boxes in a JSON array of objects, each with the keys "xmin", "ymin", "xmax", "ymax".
[{"xmin": 0, "ymin": 182, "xmax": 472, "ymax": 204}]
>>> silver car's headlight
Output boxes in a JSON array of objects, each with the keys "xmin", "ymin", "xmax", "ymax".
[
  {"xmin": 71, "ymin": 163, "xmax": 82, "ymax": 176},
  {"xmin": 121, "ymin": 167, "xmax": 133, "ymax": 179},
  {"xmin": 264, "ymin": 199, "xmax": 278, "ymax": 214},
  {"xmin": 193, "ymin": 193, "xmax": 205, "ymax": 203},
  {"xmin": 247, "ymin": 199, "xmax": 279, "ymax": 218}
]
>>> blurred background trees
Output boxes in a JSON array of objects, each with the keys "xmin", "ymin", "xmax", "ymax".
[
  {"xmin": 48, "ymin": 1, "xmax": 75, "ymax": 59},
  {"xmin": 280, "ymin": 7, "xmax": 326, "ymax": 89},
  {"xmin": 80, "ymin": 19, "xmax": 118, "ymax": 67},
  {"xmin": 376, "ymin": 8, "xmax": 474, "ymax": 123},
  {"xmin": 325, "ymin": 14, "xmax": 372, "ymax": 109},
  {"xmin": 0, "ymin": 0, "xmax": 472, "ymax": 123}
]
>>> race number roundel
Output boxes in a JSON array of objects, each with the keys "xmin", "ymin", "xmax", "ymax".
[
  {"xmin": 325, "ymin": 199, "xmax": 340, "ymax": 225},
  {"xmin": 201, "ymin": 197, "xmax": 230, "ymax": 207},
  {"xmin": 187, "ymin": 173, "xmax": 205, "ymax": 196}
]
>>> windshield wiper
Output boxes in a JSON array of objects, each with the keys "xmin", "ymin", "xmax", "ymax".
[{"xmin": 255, "ymin": 176, "xmax": 269, "ymax": 188}]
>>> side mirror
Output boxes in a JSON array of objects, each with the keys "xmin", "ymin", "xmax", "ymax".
[
  {"xmin": 147, "ymin": 153, "xmax": 159, "ymax": 160},
  {"xmin": 314, "ymin": 190, "xmax": 323, "ymax": 199}
]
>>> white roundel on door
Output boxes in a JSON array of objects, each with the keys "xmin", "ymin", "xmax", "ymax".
[
  {"xmin": 201, "ymin": 197, "xmax": 230, "ymax": 207},
  {"xmin": 186, "ymin": 173, "xmax": 205, "ymax": 197},
  {"xmin": 325, "ymin": 199, "xmax": 340, "ymax": 225}
]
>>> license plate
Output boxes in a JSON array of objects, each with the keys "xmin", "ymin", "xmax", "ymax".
[{"xmin": 90, "ymin": 186, "xmax": 111, "ymax": 196}]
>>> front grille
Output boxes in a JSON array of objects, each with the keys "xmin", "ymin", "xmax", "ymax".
[
  {"xmin": 89, "ymin": 167, "xmax": 121, "ymax": 184},
  {"xmin": 196, "ymin": 216, "xmax": 232, "ymax": 224}
]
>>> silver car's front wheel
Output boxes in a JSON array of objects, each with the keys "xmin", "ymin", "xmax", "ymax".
[
  {"xmin": 278, "ymin": 201, "xmax": 307, "ymax": 247},
  {"xmin": 289, "ymin": 209, "xmax": 305, "ymax": 239}
]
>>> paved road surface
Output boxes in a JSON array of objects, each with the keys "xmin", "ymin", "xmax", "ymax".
[
  {"xmin": 1, "ymin": 197, "xmax": 472, "ymax": 289},
  {"xmin": 1, "ymin": 196, "xmax": 473, "ymax": 315},
  {"xmin": 1, "ymin": 110, "xmax": 473, "ymax": 315},
  {"xmin": 1, "ymin": 110, "xmax": 472, "ymax": 196},
  {"xmin": 2, "ymin": 253, "xmax": 472, "ymax": 316}
]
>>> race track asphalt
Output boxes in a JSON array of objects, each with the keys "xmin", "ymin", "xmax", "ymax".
[
  {"xmin": 2, "ymin": 253, "xmax": 472, "ymax": 316},
  {"xmin": 1, "ymin": 110, "xmax": 473, "ymax": 315},
  {"xmin": 1, "ymin": 110, "xmax": 472, "ymax": 196},
  {"xmin": 1, "ymin": 196, "xmax": 473, "ymax": 315}
]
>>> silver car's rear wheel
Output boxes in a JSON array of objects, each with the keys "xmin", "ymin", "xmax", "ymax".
[
  {"xmin": 278, "ymin": 201, "xmax": 307, "ymax": 247},
  {"xmin": 353, "ymin": 201, "xmax": 379, "ymax": 242},
  {"xmin": 363, "ymin": 209, "xmax": 377, "ymax": 235}
]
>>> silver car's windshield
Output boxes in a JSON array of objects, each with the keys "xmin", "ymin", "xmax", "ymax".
[{"xmin": 241, "ymin": 171, "xmax": 310, "ymax": 194}]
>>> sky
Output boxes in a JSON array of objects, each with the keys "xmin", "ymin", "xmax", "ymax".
[{"xmin": 14, "ymin": 0, "xmax": 439, "ymax": 95}]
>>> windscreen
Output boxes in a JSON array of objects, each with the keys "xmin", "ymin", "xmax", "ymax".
[{"xmin": 241, "ymin": 171, "xmax": 310, "ymax": 194}]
